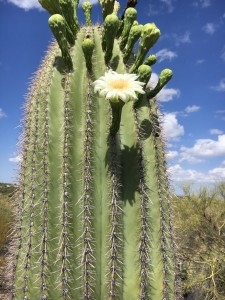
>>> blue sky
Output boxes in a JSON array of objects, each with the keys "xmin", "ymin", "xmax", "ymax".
[{"xmin": 0, "ymin": 0, "xmax": 225, "ymax": 191}]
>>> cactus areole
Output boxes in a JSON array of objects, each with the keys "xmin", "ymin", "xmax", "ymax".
[{"xmin": 11, "ymin": 0, "xmax": 179, "ymax": 299}]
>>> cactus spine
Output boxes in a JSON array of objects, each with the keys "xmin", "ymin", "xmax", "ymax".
[{"xmin": 9, "ymin": 0, "xmax": 180, "ymax": 299}]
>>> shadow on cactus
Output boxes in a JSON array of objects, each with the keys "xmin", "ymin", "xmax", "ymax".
[{"xmin": 7, "ymin": 0, "xmax": 181, "ymax": 299}]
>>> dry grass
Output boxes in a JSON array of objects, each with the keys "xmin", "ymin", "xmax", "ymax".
[{"xmin": 0, "ymin": 185, "xmax": 15, "ymax": 299}]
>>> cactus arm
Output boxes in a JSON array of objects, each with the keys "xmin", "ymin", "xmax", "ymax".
[
  {"xmin": 110, "ymin": 40, "xmax": 141, "ymax": 298},
  {"xmin": 13, "ymin": 44, "xmax": 60, "ymax": 299},
  {"xmin": 135, "ymin": 96, "xmax": 164, "ymax": 299},
  {"xmin": 64, "ymin": 29, "xmax": 87, "ymax": 299},
  {"xmin": 43, "ymin": 58, "xmax": 65, "ymax": 300},
  {"xmin": 91, "ymin": 28, "xmax": 112, "ymax": 299},
  {"xmin": 149, "ymin": 99, "xmax": 176, "ymax": 298}
]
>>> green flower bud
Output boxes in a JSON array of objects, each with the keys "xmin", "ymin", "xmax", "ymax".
[
  {"xmin": 147, "ymin": 68, "xmax": 173, "ymax": 99},
  {"xmin": 102, "ymin": 14, "xmax": 120, "ymax": 63},
  {"xmin": 138, "ymin": 64, "xmax": 152, "ymax": 86},
  {"xmin": 82, "ymin": 38, "xmax": 95, "ymax": 71},
  {"xmin": 123, "ymin": 24, "xmax": 143, "ymax": 63},
  {"xmin": 120, "ymin": 8, "xmax": 137, "ymax": 50},
  {"xmin": 48, "ymin": 14, "xmax": 73, "ymax": 71},
  {"xmin": 82, "ymin": 1, "xmax": 92, "ymax": 26},
  {"xmin": 144, "ymin": 54, "xmax": 157, "ymax": 66}
]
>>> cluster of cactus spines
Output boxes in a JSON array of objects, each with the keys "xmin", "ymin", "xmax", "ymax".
[{"xmin": 7, "ymin": 0, "xmax": 182, "ymax": 299}]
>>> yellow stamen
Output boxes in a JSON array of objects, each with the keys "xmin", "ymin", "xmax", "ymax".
[{"xmin": 108, "ymin": 79, "xmax": 129, "ymax": 90}]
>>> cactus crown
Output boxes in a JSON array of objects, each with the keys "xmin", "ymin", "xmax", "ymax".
[{"xmin": 8, "ymin": 1, "xmax": 181, "ymax": 300}]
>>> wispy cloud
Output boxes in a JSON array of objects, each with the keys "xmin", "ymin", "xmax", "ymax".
[
  {"xmin": 148, "ymin": 4, "xmax": 160, "ymax": 16},
  {"xmin": 166, "ymin": 150, "xmax": 179, "ymax": 160},
  {"xmin": 160, "ymin": 0, "xmax": 175, "ymax": 13},
  {"xmin": 9, "ymin": 154, "xmax": 22, "ymax": 163},
  {"xmin": 211, "ymin": 78, "xmax": 225, "ymax": 91},
  {"xmin": 155, "ymin": 48, "xmax": 177, "ymax": 63},
  {"xmin": 79, "ymin": 0, "xmax": 98, "ymax": 4},
  {"xmin": 6, "ymin": 0, "xmax": 98, "ymax": 10},
  {"xmin": 185, "ymin": 105, "xmax": 200, "ymax": 113},
  {"xmin": 162, "ymin": 113, "xmax": 184, "ymax": 141},
  {"xmin": 7, "ymin": 0, "xmax": 42, "ymax": 11},
  {"xmin": 202, "ymin": 22, "xmax": 217, "ymax": 35},
  {"xmin": 193, "ymin": 0, "xmax": 211, "ymax": 8},
  {"xmin": 147, "ymin": 0, "xmax": 176, "ymax": 16},
  {"xmin": 174, "ymin": 31, "xmax": 191, "ymax": 46},
  {"xmin": 0, "ymin": 108, "xmax": 6, "ymax": 119},
  {"xmin": 210, "ymin": 129, "xmax": 224, "ymax": 135},
  {"xmin": 196, "ymin": 59, "xmax": 205, "ymax": 64}
]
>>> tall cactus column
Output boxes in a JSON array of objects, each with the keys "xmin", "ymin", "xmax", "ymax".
[{"xmin": 9, "ymin": 0, "xmax": 181, "ymax": 299}]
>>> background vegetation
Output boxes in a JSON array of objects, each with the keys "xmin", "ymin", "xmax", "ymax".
[
  {"xmin": 0, "ymin": 182, "xmax": 224, "ymax": 299},
  {"xmin": 174, "ymin": 183, "xmax": 225, "ymax": 299}
]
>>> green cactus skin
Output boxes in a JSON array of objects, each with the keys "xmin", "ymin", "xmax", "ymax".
[{"xmin": 8, "ymin": 1, "xmax": 181, "ymax": 299}]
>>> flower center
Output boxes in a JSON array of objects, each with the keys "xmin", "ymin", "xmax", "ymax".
[{"xmin": 108, "ymin": 79, "xmax": 129, "ymax": 91}]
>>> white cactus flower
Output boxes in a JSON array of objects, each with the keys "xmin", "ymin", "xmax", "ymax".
[{"xmin": 93, "ymin": 70, "xmax": 145, "ymax": 103}]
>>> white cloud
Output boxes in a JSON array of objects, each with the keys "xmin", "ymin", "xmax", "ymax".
[
  {"xmin": 174, "ymin": 31, "xmax": 191, "ymax": 46},
  {"xmin": 79, "ymin": 0, "xmax": 98, "ymax": 4},
  {"xmin": 196, "ymin": 59, "xmax": 205, "ymax": 64},
  {"xmin": 211, "ymin": 78, "xmax": 225, "ymax": 91},
  {"xmin": 6, "ymin": 0, "xmax": 98, "ymax": 10},
  {"xmin": 155, "ymin": 48, "xmax": 177, "ymax": 63},
  {"xmin": 166, "ymin": 150, "xmax": 178, "ymax": 159},
  {"xmin": 199, "ymin": 0, "xmax": 211, "ymax": 7},
  {"xmin": 162, "ymin": 113, "xmax": 184, "ymax": 141},
  {"xmin": 193, "ymin": 0, "xmax": 211, "ymax": 8},
  {"xmin": 0, "ymin": 108, "xmax": 6, "ymax": 118},
  {"xmin": 9, "ymin": 154, "xmax": 22, "ymax": 163},
  {"xmin": 180, "ymin": 135, "xmax": 225, "ymax": 163},
  {"xmin": 169, "ymin": 163, "xmax": 225, "ymax": 183},
  {"xmin": 148, "ymin": 4, "xmax": 159, "ymax": 16},
  {"xmin": 147, "ymin": 73, "xmax": 180, "ymax": 102},
  {"xmin": 157, "ymin": 88, "xmax": 180, "ymax": 102},
  {"xmin": 185, "ymin": 105, "xmax": 200, "ymax": 113},
  {"xmin": 210, "ymin": 129, "xmax": 224, "ymax": 135},
  {"xmin": 160, "ymin": 0, "xmax": 175, "ymax": 13},
  {"xmin": 7, "ymin": 0, "xmax": 42, "ymax": 10},
  {"xmin": 202, "ymin": 23, "xmax": 217, "ymax": 35}
]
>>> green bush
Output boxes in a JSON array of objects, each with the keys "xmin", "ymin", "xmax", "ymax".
[{"xmin": 173, "ymin": 183, "xmax": 225, "ymax": 299}]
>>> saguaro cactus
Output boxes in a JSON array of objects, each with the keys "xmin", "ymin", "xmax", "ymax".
[{"xmin": 8, "ymin": 0, "xmax": 180, "ymax": 299}]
